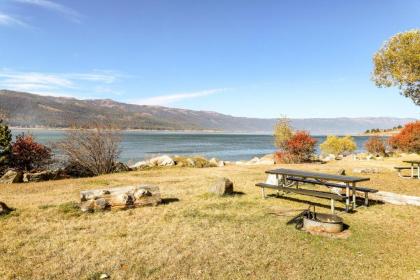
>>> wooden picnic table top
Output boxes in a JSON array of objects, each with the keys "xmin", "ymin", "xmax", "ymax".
[
  {"xmin": 266, "ymin": 168, "xmax": 370, "ymax": 183},
  {"xmin": 403, "ymin": 160, "xmax": 420, "ymax": 164}
]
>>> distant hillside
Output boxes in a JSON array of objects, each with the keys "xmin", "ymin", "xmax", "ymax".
[{"xmin": 0, "ymin": 90, "xmax": 416, "ymax": 134}]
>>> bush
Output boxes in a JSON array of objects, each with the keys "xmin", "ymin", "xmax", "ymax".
[
  {"xmin": 275, "ymin": 131, "xmax": 317, "ymax": 163},
  {"xmin": 274, "ymin": 117, "xmax": 293, "ymax": 150},
  {"xmin": 365, "ymin": 136, "xmax": 387, "ymax": 156},
  {"xmin": 320, "ymin": 136, "xmax": 357, "ymax": 156},
  {"xmin": 0, "ymin": 120, "xmax": 12, "ymax": 174},
  {"xmin": 56, "ymin": 126, "xmax": 121, "ymax": 176},
  {"xmin": 389, "ymin": 121, "xmax": 420, "ymax": 153},
  {"xmin": 11, "ymin": 133, "xmax": 52, "ymax": 171}
]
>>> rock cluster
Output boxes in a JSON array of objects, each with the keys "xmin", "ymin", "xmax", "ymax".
[
  {"xmin": 0, "ymin": 169, "xmax": 68, "ymax": 184},
  {"xmin": 80, "ymin": 185, "xmax": 161, "ymax": 212},
  {"xmin": 130, "ymin": 155, "xmax": 225, "ymax": 169}
]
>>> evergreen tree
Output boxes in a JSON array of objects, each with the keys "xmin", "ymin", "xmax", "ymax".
[{"xmin": 0, "ymin": 119, "xmax": 12, "ymax": 171}]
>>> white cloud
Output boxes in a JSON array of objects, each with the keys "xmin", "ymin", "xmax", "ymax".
[
  {"xmin": 0, "ymin": 69, "xmax": 120, "ymax": 97},
  {"xmin": 134, "ymin": 88, "xmax": 228, "ymax": 106},
  {"xmin": 14, "ymin": 0, "xmax": 82, "ymax": 23},
  {"xmin": 0, "ymin": 13, "xmax": 28, "ymax": 27}
]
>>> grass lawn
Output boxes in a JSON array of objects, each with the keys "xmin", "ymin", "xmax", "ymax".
[{"xmin": 0, "ymin": 156, "xmax": 419, "ymax": 279}]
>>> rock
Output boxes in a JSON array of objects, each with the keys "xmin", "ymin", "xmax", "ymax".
[
  {"xmin": 186, "ymin": 158, "xmax": 195, "ymax": 167},
  {"xmin": 113, "ymin": 162, "xmax": 131, "ymax": 172},
  {"xmin": 80, "ymin": 200, "xmax": 95, "ymax": 212},
  {"xmin": 235, "ymin": 161, "xmax": 246, "ymax": 165},
  {"xmin": 257, "ymin": 158, "xmax": 275, "ymax": 165},
  {"xmin": 0, "ymin": 170, "xmax": 23, "ymax": 184},
  {"xmin": 352, "ymin": 168, "xmax": 382, "ymax": 174},
  {"xmin": 94, "ymin": 198, "xmax": 110, "ymax": 210},
  {"xmin": 64, "ymin": 162, "xmax": 94, "ymax": 178},
  {"xmin": 80, "ymin": 185, "xmax": 161, "ymax": 211},
  {"xmin": 209, "ymin": 158, "xmax": 219, "ymax": 167},
  {"xmin": 149, "ymin": 155, "xmax": 175, "ymax": 166},
  {"xmin": 130, "ymin": 161, "xmax": 150, "ymax": 169},
  {"xmin": 248, "ymin": 157, "xmax": 260, "ymax": 164},
  {"xmin": 99, "ymin": 273, "xmax": 110, "ymax": 279},
  {"xmin": 217, "ymin": 161, "xmax": 225, "ymax": 167},
  {"xmin": 321, "ymin": 154, "xmax": 336, "ymax": 162},
  {"xmin": 209, "ymin": 177, "xmax": 234, "ymax": 196},
  {"xmin": 23, "ymin": 169, "xmax": 68, "ymax": 182},
  {"xmin": 0, "ymin": 201, "xmax": 12, "ymax": 215},
  {"xmin": 261, "ymin": 154, "xmax": 275, "ymax": 161}
]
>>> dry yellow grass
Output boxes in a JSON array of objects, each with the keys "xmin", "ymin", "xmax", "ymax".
[{"xmin": 0, "ymin": 156, "xmax": 419, "ymax": 279}]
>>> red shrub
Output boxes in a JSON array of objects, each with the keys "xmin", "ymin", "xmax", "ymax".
[
  {"xmin": 12, "ymin": 133, "xmax": 52, "ymax": 171},
  {"xmin": 389, "ymin": 121, "xmax": 420, "ymax": 153},
  {"xmin": 365, "ymin": 136, "xmax": 386, "ymax": 156},
  {"xmin": 275, "ymin": 131, "xmax": 317, "ymax": 163}
]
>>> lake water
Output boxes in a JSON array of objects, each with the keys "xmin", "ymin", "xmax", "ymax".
[{"xmin": 11, "ymin": 129, "xmax": 374, "ymax": 163}]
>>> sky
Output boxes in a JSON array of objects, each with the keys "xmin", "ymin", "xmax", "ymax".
[{"xmin": 0, "ymin": 0, "xmax": 419, "ymax": 119}]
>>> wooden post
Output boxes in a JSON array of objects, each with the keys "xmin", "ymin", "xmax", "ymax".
[
  {"xmin": 330, "ymin": 199, "xmax": 335, "ymax": 214},
  {"xmin": 261, "ymin": 187, "xmax": 266, "ymax": 199}
]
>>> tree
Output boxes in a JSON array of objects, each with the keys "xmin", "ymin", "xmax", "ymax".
[
  {"xmin": 365, "ymin": 136, "xmax": 386, "ymax": 156},
  {"xmin": 56, "ymin": 126, "xmax": 121, "ymax": 176},
  {"xmin": 11, "ymin": 133, "xmax": 52, "ymax": 171},
  {"xmin": 372, "ymin": 30, "xmax": 420, "ymax": 105},
  {"xmin": 0, "ymin": 119, "xmax": 12, "ymax": 173},
  {"xmin": 274, "ymin": 117, "xmax": 293, "ymax": 150},
  {"xmin": 389, "ymin": 121, "xmax": 420, "ymax": 153},
  {"xmin": 320, "ymin": 136, "xmax": 357, "ymax": 156}
]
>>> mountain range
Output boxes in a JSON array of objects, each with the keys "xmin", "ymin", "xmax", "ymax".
[{"xmin": 0, "ymin": 90, "xmax": 416, "ymax": 134}]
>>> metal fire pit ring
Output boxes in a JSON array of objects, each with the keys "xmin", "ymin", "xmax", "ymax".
[{"xmin": 303, "ymin": 212, "xmax": 344, "ymax": 233}]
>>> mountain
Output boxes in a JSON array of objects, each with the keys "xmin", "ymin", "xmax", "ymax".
[{"xmin": 0, "ymin": 90, "xmax": 416, "ymax": 134}]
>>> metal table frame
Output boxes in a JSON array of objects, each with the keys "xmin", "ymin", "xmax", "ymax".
[{"xmin": 265, "ymin": 168, "xmax": 370, "ymax": 212}]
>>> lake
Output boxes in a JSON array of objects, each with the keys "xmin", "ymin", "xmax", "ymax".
[{"xmin": 11, "ymin": 129, "xmax": 374, "ymax": 163}]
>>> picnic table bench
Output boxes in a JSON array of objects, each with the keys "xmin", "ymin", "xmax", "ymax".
[
  {"xmin": 256, "ymin": 168, "xmax": 377, "ymax": 213},
  {"xmin": 394, "ymin": 160, "xmax": 420, "ymax": 179}
]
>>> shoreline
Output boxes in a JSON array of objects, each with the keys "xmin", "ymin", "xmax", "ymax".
[{"xmin": 10, "ymin": 127, "xmax": 386, "ymax": 137}]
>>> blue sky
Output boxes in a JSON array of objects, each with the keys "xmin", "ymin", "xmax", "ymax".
[{"xmin": 0, "ymin": 0, "xmax": 419, "ymax": 118}]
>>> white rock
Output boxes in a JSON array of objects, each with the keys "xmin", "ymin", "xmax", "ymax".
[
  {"xmin": 209, "ymin": 158, "xmax": 219, "ymax": 167},
  {"xmin": 217, "ymin": 161, "xmax": 225, "ymax": 167},
  {"xmin": 130, "ymin": 160, "xmax": 149, "ymax": 169},
  {"xmin": 149, "ymin": 155, "xmax": 175, "ymax": 166}
]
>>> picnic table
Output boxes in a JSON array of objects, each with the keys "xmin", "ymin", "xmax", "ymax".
[
  {"xmin": 256, "ymin": 168, "xmax": 376, "ymax": 213},
  {"xmin": 403, "ymin": 160, "xmax": 420, "ymax": 179}
]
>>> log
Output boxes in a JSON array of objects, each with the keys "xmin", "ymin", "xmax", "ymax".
[
  {"xmin": 80, "ymin": 185, "xmax": 161, "ymax": 212},
  {"xmin": 369, "ymin": 191, "xmax": 420, "ymax": 206}
]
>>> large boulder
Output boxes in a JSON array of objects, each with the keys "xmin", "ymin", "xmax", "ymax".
[
  {"xmin": 149, "ymin": 155, "xmax": 175, "ymax": 167},
  {"xmin": 209, "ymin": 158, "xmax": 219, "ymax": 167},
  {"xmin": 209, "ymin": 177, "xmax": 234, "ymax": 196},
  {"xmin": 23, "ymin": 169, "xmax": 68, "ymax": 182},
  {"xmin": 0, "ymin": 202, "xmax": 12, "ymax": 215},
  {"xmin": 0, "ymin": 170, "xmax": 23, "ymax": 184},
  {"xmin": 130, "ymin": 161, "xmax": 150, "ymax": 169},
  {"xmin": 113, "ymin": 162, "xmax": 131, "ymax": 173},
  {"xmin": 64, "ymin": 162, "xmax": 94, "ymax": 178}
]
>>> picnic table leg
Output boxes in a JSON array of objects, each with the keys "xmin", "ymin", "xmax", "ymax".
[
  {"xmin": 261, "ymin": 187, "xmax": 265, "ymax": 199},
  {"xmin": 352, "ymin": 182, "xmax": 356, "ymax": 210},
  {"xmin": 364, "ymin": 192, "xmax": 369, "ymax": 206},
  {"xmin": 331, "ymin": 199, "xmax": 335, "ymax": 214},
  {"xmin": 417, "ymin": 164, "xmax": 420, "ymax": 180},
  {"xmin": 276, "ymin": 174, "xmax": 280, "ymax": 196},
  {"xmin": 345, "ymin": 183, "xmax": 350, "ymax": 212},
  {"xmin": 411, "ymin": 164, "xmax": 415, "ymax": 179}
]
